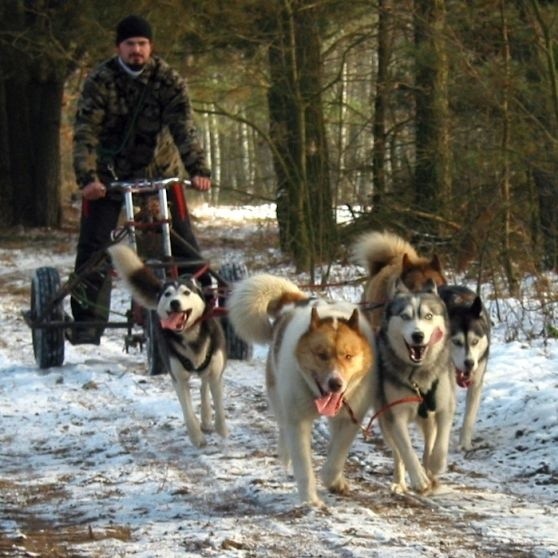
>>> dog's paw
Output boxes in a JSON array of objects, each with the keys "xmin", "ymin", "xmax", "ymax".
[
  {"xmin": 414, "ymin": 480, "xmax": 434, "ymax": 495},
  {"xmin": 325, "ymin": 475, "xmax": 350, "ymax": 496},
  {"xmin": 427, "ymin": 476, "xmax": 441, "ymax": 492},
  {"xmin": 215, "ymin": 422, "xmax": 228, "ymax": 438},
  {"xmin": 190, "ymin": 431, "xmax": 207, "ymax": 448},
  {"xmin": 390, "ymin": 481, "xmax": 408, "ymax": 494},
  {"xmin": 460, "ymin": 438, "xmax": 490, "ymax": 455},
  {"xmin": 299, "ymin": 495, "xmax": 327, "ymax": 509},
  {"xmin": 201, "ymin": 423, "xmax": 214, "ymax": 434},
  {"xmin": 408, "ymin": 470, "xmax": 432, "ymax": 494},
  {"xmin": 459, "ymin": 437, "xmax": 473, "ymax": 452}
]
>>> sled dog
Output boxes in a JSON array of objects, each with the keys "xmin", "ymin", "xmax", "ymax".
[
  {"xmin": 352, "ymin": 230, "xmax": 446, "ymax": 329},
  {"xmin": 227, "ymin": 274, "xmax": 375, "ymax": 507},
  {"xmin": 439, "ymin": 285, "xmax": 491, "ymax": 451},
  {"xmin": 374, "ymin": 279, "xmax": 454, "ymax": 494},
  {"xmin": 108, "ymin": 244, "xmax": 227, "ymax": 448}
]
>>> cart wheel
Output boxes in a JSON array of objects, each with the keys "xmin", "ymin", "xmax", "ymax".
[
  {"xmin": 218, "ymin": 262, "xmax": 253, "ymax": 361},
  {"xmin": 145, "ymin": 309, "xmax": 168, "ymax": 376},
  {"xmin": 31, "ymin": 267, "xmax": 65, "ymax": 369},
  {"xmin": 142, "ymin": 262, "xmax": 168, "ymax": 376}
]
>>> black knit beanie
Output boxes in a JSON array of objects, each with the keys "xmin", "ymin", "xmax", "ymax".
[{"xmin": 116, "ymin": 15, "xmax": 153, "ymax": 44}]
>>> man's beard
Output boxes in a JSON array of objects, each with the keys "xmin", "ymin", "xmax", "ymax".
[{"xmin": 124, "ymin": 61, "xmax": 145, "ymax": 72}]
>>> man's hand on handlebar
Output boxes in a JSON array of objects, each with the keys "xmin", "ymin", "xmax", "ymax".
[
  {"xmin": 191, "ymin": 176, "xmax": 211, "ymax": 192},
  {"xmin": 82, "ymin": 176, "xmax": 209, "ymax": 198},
  {"xmin": 81, "ymin": 181, "xmax": 107, "ymax": 200}
]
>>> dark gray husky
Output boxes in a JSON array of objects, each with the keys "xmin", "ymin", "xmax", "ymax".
[
  {"xmin": 373, "ymin": 279, "xmax": 454, "ymax": 494},
  {"xmin": 439, "ymin": 285, "xmax": 491, "ymax": 451}
]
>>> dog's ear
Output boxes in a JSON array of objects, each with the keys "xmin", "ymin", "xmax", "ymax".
[
  {"xmin": 392, "ymin": 277, "xmax": 410, "ymax": 297},
  {"xmin": 423, "ymin": 277, "xmax": 438, "ymax": 295},
  {"xmin": 346, "ymin": 308, "xmax": 360, "ymax": 332},
  {"xmin": 430, "ymin": 254, "xmax": 443, "ymax": 274},
  {"xmin": 471, "ymin": 296, "xmax": 483, "ymax": 318},
  {"xmin": 186, "ymin": 277, "xmax": 203, "ymax": 296},
  {"xmin": 176, "ymin": 274, "xmax": 202, "ymax": 294},
  {"xmin": 402, "ymin": 253, "xmax": 412, "ymax": 272},
  {"xmin": 310, "ymin": 306, "xmax": 321, "ymax": 329}
]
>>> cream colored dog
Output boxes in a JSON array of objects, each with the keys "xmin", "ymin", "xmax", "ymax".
[{"xmin": 227, "ymin": 274, "xmax": 376, "ymax": 507}]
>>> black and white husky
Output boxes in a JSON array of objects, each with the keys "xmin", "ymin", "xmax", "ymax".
[
  {"xmin": 108, "ymin": 244, "xmax": 227, "ymax": 448},
  {"xmin": 374, "ymin": 279, "xmax": 455, "ymax": 494},
  {"xmin": 439, "ymin": 285, "xmax": 491, "ymax": 451}
]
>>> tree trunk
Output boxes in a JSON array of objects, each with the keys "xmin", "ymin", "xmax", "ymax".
[
  {"xmin": 3, "ymin": 69, "xmax": 63, "ymax": 227},
  {"xmin": 498, "ymin": 1, "xmax": 519, "ymax": 294},
  {"xmin": 528, "ymin": 0, "xmax": 558, "ymax": 270},
  {"xmin": 267, "ymin": 0, "xmax": 335, "ymax": 274},
  {"xmin": 0, "ymin": 1, "xmax": 65, "ymax": 228},
  {"xmin": 0, "ymin": 77, "xmax": 13, "ymax": 224},
  {"xmin": 372, "ymin": 0, "xmax": 392, "ymax": 205},
  {"xmin": 31, "ymin": 77, "xmax": 64, "ymax": 227},
  {"xmin": 413, "ymin": 0, "xmax": 451, "ymax": 227}
]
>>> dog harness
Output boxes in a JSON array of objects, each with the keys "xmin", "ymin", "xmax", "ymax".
[
  {"xmin": 164, "ymin": 326, "xmax": 216, "ymax": 374},
  {"xmin": 416, "ymin": 379, "xmax": 438, "ymax": 418}
]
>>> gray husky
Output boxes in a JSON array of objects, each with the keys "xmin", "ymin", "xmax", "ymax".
[
  {"xmin": 439, "ymin": 285, "xmax": 491, "ymax": 451},
  {"xmin": 108, "ymin": 244, "xmax": 228, "ymax": 448},
  {"xmin": 373, "ymin": 279, "xmax": 454, "ymax": 494}
]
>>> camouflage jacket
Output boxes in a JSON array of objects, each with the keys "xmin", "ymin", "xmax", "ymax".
[{"xmin": 73, "ymin": 55, "xmax": 210, "ymax": 188}]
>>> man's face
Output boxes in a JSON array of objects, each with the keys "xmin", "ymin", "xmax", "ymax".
[{"xmin": 117, "ymin": 37, "xmax": 152, "ymax": 69}]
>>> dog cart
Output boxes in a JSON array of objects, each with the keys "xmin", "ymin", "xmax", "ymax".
[{"xmin": 22, "ymin": 177, "xmax": 252, "ymax": 372}]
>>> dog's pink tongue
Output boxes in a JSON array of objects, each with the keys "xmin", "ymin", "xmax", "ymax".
[
  {"xmin": 315, "ymin": 392, "xmax": 344, "ymax": 417},
  {"xmin": 430, "ymin": 326, "xmax": 444, "ymax": 345},
  {"xmin": 160, "ymin": 313, "xmax": 183, "ymax": 330},
  {"xmin": 455, "ymin": 369, "xmax": 471, "ymax": 388}
]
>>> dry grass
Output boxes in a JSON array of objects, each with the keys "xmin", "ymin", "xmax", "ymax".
[{"xmin": 0, "ymin": 479, "xmax": 132, "ymax": 557}]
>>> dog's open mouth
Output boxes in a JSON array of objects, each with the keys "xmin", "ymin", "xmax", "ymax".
[
  {"xmin": 160, "ymin": 309, "xmax": 192, "ymax": 331},
  {"xmin": 406, "ymin": 343, "xmax": 427, "ymax": 363},
  {"xmin": 405, "ymin": 328, "xmax": 444, "ymax": 364},
  {"xmin": 314, "ymin": 381, "xmax": 344, "ymax": 417},
  {"xmin": 455, "ymin": 369, "xmax": 472, "ymax": 388}
]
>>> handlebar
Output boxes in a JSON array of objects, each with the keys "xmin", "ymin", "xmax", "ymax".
[{"xmin": 108, "ymin": 177, "xmax": 191, "ymax": 194}]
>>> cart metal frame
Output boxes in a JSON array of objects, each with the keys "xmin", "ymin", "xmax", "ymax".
[{"xmin": 22, "ymin": 177, "xmax": 251, "ymax": 370}]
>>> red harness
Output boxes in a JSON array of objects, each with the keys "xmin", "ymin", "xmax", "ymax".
[{"xmin": 343, "ymin": 392, "xmax": 424, "ymax": 440}]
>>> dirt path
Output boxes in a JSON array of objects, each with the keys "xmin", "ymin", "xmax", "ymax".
[{"xmin": 0, "ymin": 223, "xmax": 556, "ymax": 557}]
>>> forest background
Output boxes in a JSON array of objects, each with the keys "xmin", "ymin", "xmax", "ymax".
[{"xmin": 0, "ymin": 0, "xmax": 557, "ymax": 297}]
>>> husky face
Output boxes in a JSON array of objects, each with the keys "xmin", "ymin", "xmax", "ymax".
[
  {"xmin": 450, "ymin": 328, "xmax": 489, "ymax": 387},
  {"xmin": 157, "ymin": 279, "xmax": 205, "ymax": 332},
  {"xmin": 448, "ymin": 297, "xmax": 490, "ymax": 387},
  {"xmin": 295, "ymin": 308, "xmax": 373, "ymax": 416},
  {"xmin": 439, "ymin": 286, "xmax": 491, "ymax": 388},
  {"xmin": 385, "ymin": 283, "xmax": 448, "ymax": 366}
]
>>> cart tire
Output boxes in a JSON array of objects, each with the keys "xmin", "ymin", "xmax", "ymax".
[
  {"xmin": 145, "ymin": 310, "xmax": 168, "ymax": 376},
  {"xmin": 142, "ymin": 263, "xmax": 168, "ymax": 376},
  {"xmin": 31, "ymin": 267, "xmax": 65, "ymax": 369},
  {"xmin": 218, "ymin": 262, "xmax": 253, "ymax": 361}
]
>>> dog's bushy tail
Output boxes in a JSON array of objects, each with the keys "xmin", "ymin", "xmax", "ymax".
[
  {"xmin": 226, "ymin": 274, "xmax": 307, "ymax": 344},
  {"xmin": 107, "ymin": 244, "xmax": 161, "ymax": 310},
  {"xmin": 351, "ymin": 230, "xmax": 419, "ymax": 277}
]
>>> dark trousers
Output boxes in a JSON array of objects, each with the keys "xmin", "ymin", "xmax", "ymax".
[
  {"xmin": 71, "ymin": 197, "xmax": 122, "ymax": 327},
  {"xmin": 71, "ymin": 188, "xmax": 206, "ymax": 330}
]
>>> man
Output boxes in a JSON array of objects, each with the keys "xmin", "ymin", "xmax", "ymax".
[{"xmin": 70, "ymin": 14, "xmax": 211, "ymax": 344}]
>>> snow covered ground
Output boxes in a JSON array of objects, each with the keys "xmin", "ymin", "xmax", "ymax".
[{"xmin": 0, "ymin": 204, "xmax": 557, "ymax": 557}]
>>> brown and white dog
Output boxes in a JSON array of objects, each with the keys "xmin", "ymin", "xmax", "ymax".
[
  {"xmin": 108, "ymin": 244, "xmax": 227, "ymax": 448},
  {"xmin": 227, "ymin": 274, "xmax": 376, "ymax": 507},
  {"xmin": 352, "ymin": 230, "xmax": 446, "ymax": 329}
]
